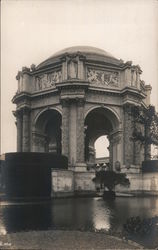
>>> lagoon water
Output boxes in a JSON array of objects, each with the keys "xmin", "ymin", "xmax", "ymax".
[{"xmin": 0, "ymin": 197, "xmax": 158, "ymax": 247}]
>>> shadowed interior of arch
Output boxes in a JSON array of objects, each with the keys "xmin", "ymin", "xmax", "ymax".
[
  {"xmin": 84, "ymin": 107, "xmax": 119, "ymax": 166},
  {"xmin": 34, "ymin": 109, "xmax": 62, "ymax": 154}
]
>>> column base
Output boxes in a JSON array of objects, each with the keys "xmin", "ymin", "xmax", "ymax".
[{"xmin": 74, "ymin": 162, "xmax": 87, "ymax": 172}]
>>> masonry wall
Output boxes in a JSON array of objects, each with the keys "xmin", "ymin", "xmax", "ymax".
[
  {"xmin": 115, "ymin": 172, "xmax": 158, "ymax": 195},
  {"xmin": 52, "ymin": 170, "xmax": 158, "ymax": 197},
  {"xmin": 51, "ymin": 170, "xmax": 96, "ymax": 197},
  {"xmin": 51, "ymin": 170, "xmax": 74, "ymax": 197}
]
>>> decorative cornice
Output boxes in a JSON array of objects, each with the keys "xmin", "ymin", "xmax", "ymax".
[
  {"xmin": 144, "ymin": 84, "xmax": 152, "ymax": 91},
  {"xmin": 88, "ymin": 86, "xmax": 121, "ymax": 95},
  {"xmin": 22, "ymin": 66, "xmax": 30, "ymax": 73},
  {"xmin": 32, "ymin": 63, "xmax": 62, "ymax": 76},
  {"xmin": 13, "ymin": 106, "xmax": 31, "ymax": 117},
  {"xmin": 12, "ymin": 92, "xmax": 32, "ymax": 104},
  {"xmin": 85, "ymin": 61, "xmax": 122, "ymax": 71},
  {"xmin": 55, "ymin": 80, "xmax": 89, "ymax": 90},
  {"xmin": 120, "ymin": 86, "xmax": 146, "ymax": 99},
  {"xmin": 61, "ymin": 97, "xmax": 85, "ymax": 106},
  {"xmin": 12, "ymin": 88, "xmax": 60, "ymax": 104}
]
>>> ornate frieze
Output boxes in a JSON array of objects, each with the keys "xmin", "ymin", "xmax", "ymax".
[
  {"xmin": 87, "ymin": 68, "xmax": 119, "ymax": 86},
  {"xmin": 35, "ymin": 71, "xmax": 62, "ymax": 91}
]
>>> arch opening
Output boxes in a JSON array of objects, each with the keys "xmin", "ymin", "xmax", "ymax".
[
  {"xmin": 95, "ymin": 135, "xmax": 109, "ymax": 170},
  {"xmin": 84, "ymin": 107, "xmax": 120, "ymax": 168},
  {"xmin": 34, "ymin": 109, "xmax": 62, "ymax": 154},
  {"xmin": 95, "ymin": 135, "xmax": 109, "ymax": 158}
]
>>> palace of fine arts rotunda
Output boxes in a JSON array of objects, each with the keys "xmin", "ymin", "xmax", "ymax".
[{"xmin": 11, "ymin": 46, "xmax": 158, "ymax": 196}]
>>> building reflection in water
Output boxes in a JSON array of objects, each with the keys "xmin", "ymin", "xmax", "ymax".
[
  {"xmin": 0, "ymin": 223, "xmax": 7, "ymax": 235},
  {"xmin": 92, "ymin": 198, "xmax": 112, "ymax": 231},
  {"xmin": 0, "ymin": 197, "xmax": 158, "ymax": 235},
  {"xmin": 0, "ymin": 202, "xmax": 52, "ymax": 233},
  {"xmin": 50, "ymin": 198, "xmax": 95, "ymax": 231}
]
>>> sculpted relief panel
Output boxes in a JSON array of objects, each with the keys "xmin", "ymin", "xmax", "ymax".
[
  {"xmin": 35, "ymin": 71, "xmax": 62, "ymax": 91},
  {"xmin": 34, "ymin": 66, "xmax": 119, "ymax": 92},
  {"xmin": 87, "ymin": 68, "xmax": 119, "ymax": 87}
]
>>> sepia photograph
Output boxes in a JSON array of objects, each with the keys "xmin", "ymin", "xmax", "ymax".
[{"xmin": 1, "ymin": 0, "xmax": 158, "ymax": 249}]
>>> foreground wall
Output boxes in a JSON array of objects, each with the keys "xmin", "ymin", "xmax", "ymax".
[
  {"xmin": 51, "ymin": 169, "xmax": 96, "ymax": 197},
  {"xmin": 115, "ymin": 172, "xmax": 158, "ymax": 195},
  {"xmin": 52, "ymin": 170, "xmax": 158, "ymax": 197}
]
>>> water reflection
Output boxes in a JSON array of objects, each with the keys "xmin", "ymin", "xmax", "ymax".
[
  {"xmin": 92, "ymin": 198, "xmax": 112, "ymax": 230},
  {"xmin": 0, "ymin": 197, "xmax": 158, "ymax": 234},
  {"xmin": 0, "ymin": 202, "xmax": 52, "ymax": 233}
]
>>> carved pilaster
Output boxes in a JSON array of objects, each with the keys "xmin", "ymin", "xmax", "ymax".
[
  {"xmin": 123, "ymin": 104, "xmax": 134, "ymax": 165},
  {"xmin": 14, "ymin": 110, "xmax": 23, "ymax": 152},
  {"xmin": 76, "ymin": 99, "xmax": 85, "ymax": 163},
  {"xmin": 108, "ymin": 131, "xmax": 122, "ymax": 170},
  {"xmin": 78, "ymin": 57, "xmax": 84, "ymax": 80},
  {"xmin": 134, "ymin": 140, "xmax": 142, "ymax": 165},
  {"xmin": 17, "ymin": 112, "xmax": 23, "ymax": 152},
  {"xmin": 22, "ymin": 108, "xmax": 30, "ymax": 152},
  {"xmin": 61, "ymin": 56, "xmax": 68, "ymax": 81},
  {"xmin": 107, "ymin": 135, "xmax": 113, "ymax": 169},
  {"xmin": 61, "ymin": 99, "xmax": 70, "ymax": 157},
  {"xmin": 88, "ymin": 145, "xmax": 95, "ymax": 164}
]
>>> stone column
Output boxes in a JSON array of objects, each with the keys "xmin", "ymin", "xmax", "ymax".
[
  {"xmin": 61, "ymin": 100, "xmax": 70, "ymax": 158},
  {"xmin": 68, "ymin": 102, "xmax": 77, "ymax": 164},
  {"xmin": 123, "ymin": 104, "xmax": 134, "ymax": 166},
  {"xmin": 22, "ymin": 108, "xmax": 30, "ymax": 152},
  {"xmin": 61, "ymin": 57, "xmax": 68, "ymax": 81},
  {"xmin": 107, "ymin": 135, "xmax": 113, "ymax": 170},
  {"xmin": 88, "ymin": 145, "xmax": 95, "ymax": 164},
  {"xmin": 76, "ymin": 99, "xmax": 85, "ymax": 164},
  {"xmin": 134, "ymin": 140, "xmax": 142, "ymax": 165},
  {"xmin": 77, "ymin": 56, "xmax": 85, "ymax": 80},
  {"xmin": 16, "ymin": 111, "xmax": 23, "ymax": 152},
  {"xmin": 110, "ymin": 131, "xmax": 122, "ymax": 169}
]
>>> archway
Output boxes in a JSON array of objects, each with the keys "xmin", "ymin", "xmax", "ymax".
[
  {"xmin": 84, "ymin": 107, "xmax": 120, "ymax": 169},
  {"xmin": 95, "ymin": 135, "xmax": 110, "ymax": 169},
  {"xmin": 33, "ymin": 109, "xmax": 62, "ymax": 154},
  {"xmin": 95, "ymin": 135, "xmax": 109, "ymax": 158}
]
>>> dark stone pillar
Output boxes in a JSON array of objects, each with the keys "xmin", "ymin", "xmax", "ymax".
[
  {"xmin": 61, "ymin": 100, "xmax": 70, "ymax": 158},
  {"xmin": 22, "ymin": 108, "xmax": 30, "ymax": 152},
  {"xmin": 16, "ymin": 111, "xmax": 23, "ymax": 152},
  {"xmin": 88, "ymin": 145, "xmax": 95, "ymax": 164},
  {"xmin": 123, "ymin": 104, "xmax": 134, "ymax": 166},
  {"xmin": 76, "ymin": 99, "xmax": 85, "ymax": 163},
  {"xmin": 107, "ymin": 135, "xmax": 113, "ymax": 170}
]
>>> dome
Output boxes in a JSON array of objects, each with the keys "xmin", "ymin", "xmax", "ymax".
[
  {"xmin": 37, "ymin": 46, "xmax": 120, "ymax": 69},
  {"xmin": 52, "ymin": 46, "xmax": 115, "ymax": 58}
]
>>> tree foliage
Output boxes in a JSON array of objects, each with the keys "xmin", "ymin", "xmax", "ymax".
[
  {"xmin": 132, "ymin": 105, "xmax": 158, "ymax": 146},
  {"xmin": 93, "ymin": 170, "xmax": 130, "ymax": 192}
]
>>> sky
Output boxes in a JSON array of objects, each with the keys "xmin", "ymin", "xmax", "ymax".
[{"xmin": 1, "ymin": 0, "xmax": 158, "ymax": 156}]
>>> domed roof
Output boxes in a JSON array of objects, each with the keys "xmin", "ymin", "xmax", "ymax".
[
  {"xmin": 37, "ymin": 46, "xmax": 120, "ymax": 69},
  {"xmin": 52, "ymin": 46, "xmax": 115, "ymax": 58}
]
